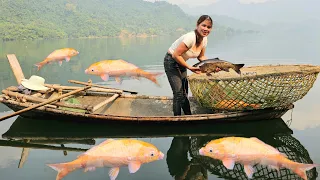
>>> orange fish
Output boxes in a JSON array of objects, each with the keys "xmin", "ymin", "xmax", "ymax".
[
  {"xmin": 216, "ymin": 100, "xmax": 261, "ymax": 110},
  {"xmin": 35, "ymin": 48, "xmax": 79, "ymax": 70},
  {"xmin": 199, "ymin": 137, "xmax": 318, "ymax": 180},
  {"xmin": 47, "ymin": 139, "xmax": 164, "ymax": 180},
  {"xmin": 85, "ymin": 59, "xmax": 163, "ymax": 86}
]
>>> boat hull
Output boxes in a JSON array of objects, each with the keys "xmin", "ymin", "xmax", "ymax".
[{"xmin": 1, "ymin": 98, "xmax": 293, "ymax": 123}]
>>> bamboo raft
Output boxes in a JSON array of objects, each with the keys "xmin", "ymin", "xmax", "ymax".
[{"xmin": 0, "ymin": 54, "xmax": 295, "ymax": 123}]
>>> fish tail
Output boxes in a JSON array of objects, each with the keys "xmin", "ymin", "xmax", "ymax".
[
  {"xmin": 282, "ymin": 159, "xmax": 319, "ymax": 180},
  {"xmin": 192, "ymin": 61, "xmax": 202, "ymax": 67},
  {"xmin": 138, "ymin": 69, "xmax": 163, "ymax": 86},
  {"xmin": 47, "ymin": 163, "xmax": 77, "ymax": 180},
  {"xmin": 234, "ymin": 64, "xmax": 245, "ymax": 74},
  {"xmin": 292, "ymin": 163, "xmax": 318, "ymax": 180},
  {"xmin": 34, "ymin": 63, "xmax": 43, "ymax": 71}
]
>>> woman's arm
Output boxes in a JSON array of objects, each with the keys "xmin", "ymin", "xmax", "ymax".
[
  {"xmin": 172, "ymin": 42, "xmax": 200, "ymax": 73},
  {"xmin": 172, "ymin": 42, "xmax": 192, "ymax": 69}
]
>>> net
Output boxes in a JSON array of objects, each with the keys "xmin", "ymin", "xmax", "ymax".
[{"xmin": 188, "ymin": 65, "xmax": 320, "ymax": 111}]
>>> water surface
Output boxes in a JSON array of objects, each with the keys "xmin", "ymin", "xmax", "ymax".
[{"xmin": 0, "ymin": 31, "xmax": 319, "ymax": 180}]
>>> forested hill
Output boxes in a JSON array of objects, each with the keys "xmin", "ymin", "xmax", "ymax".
[
  {"xmin": 0, "ymin": 0, "xmax": 196, "ymax": 41},
  {"xmin": 0, "ymin": 0, "xmax": 243, "ymax": 41}
]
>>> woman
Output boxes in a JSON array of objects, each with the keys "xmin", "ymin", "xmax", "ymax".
[
  {"xmin": 164, "ymin": 15, "xmax": 216, "ymax": 116},
  {"xmin": 166, "ymin": 137, "xmax": 208, "ymax": 180}
]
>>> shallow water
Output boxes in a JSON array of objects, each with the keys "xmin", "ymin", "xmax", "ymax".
[{"xmin": 0, "ymin": 31, "xmax": 319, "ymax": 180}]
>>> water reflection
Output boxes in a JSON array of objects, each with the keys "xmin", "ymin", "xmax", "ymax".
[
  {"xmin": 167, "ymin": 137, "xmax": 208, "ymax": 180},
  {"xmin": 172, "ymin": 136, "xmax": 318, "ymax": 180},
  {"xmin": 0, "ymin": 116, "xmax": 318, "ymax": 179}
]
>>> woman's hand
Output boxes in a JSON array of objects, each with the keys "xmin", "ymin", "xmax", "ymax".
[
  {"xmin": 215, "ymin": 67, "xmax": 222, "ymax": 72},
  {"xmin": 188, "ymin": 66, "xmax": 201, "ymax": 74}
]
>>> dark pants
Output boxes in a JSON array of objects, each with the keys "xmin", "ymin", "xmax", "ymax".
[{"xmin": 164, "ymin": 53, "xmax": 192, "ymax": 116}]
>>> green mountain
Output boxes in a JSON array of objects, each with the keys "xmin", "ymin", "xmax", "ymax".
[
  {"xmin": 0, "ymin": 0, "xmax": 191, "ymax": 40},
  {"xmin": 0, "ymin": 0, "xmax": 249, "ymax": 41}
]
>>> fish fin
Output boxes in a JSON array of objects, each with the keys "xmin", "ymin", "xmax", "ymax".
[
  {"xmin": 292, "ymin": 163, "xmax": 319, "ymax": 180},
  {"xmin": 244, "ymin": 165, "xmax": 255, "ymax": 179},
  {"xmin": 109, "ymin": 167, "xmax": 120, "ymax": 180},
  {"xmin": 47, "ymin": 163, "xmax": 72, "ymax": 180},
  {"xmin": 234, "ymin": 64, "xmax": 245, "ymax": 74},
  {"xmin": 223, "ymin": 68, "xmax": 230, "ymax": 72},
  {"xmin": 84, "ymin": 167, "xmax": 96, "ymax": 172},
  {"xmin": 115, "ymin": 77, "xmax": 122, "ymax": 84},
  {"xmin": 58, "ymin": 61, "xmax": 63, "ymax": 66},
  {"xmin": 100, "ymin": 74, "xmax": 109, "ymax": 81},
  {"xmin": 34, "ymin": 63, "xmax": 42, "ymax": 71},
  {"xmin": 222, "ymin": 158, "xmax": 235, "ymax": 170},
  {"xmin": 268, "ymin": 165, "xmax": 280, "ymax": 172},
  {"xmin": 192, "ymin": 61, "xmax": 202, "ymax": 67},
  {"xmin": 139, "ymin": 70, "xmax": 163, "ymax": 87},
  {"xmin": 128, "ymin": 161, "xmax": 141, "ymax": 173},
  {"xmin": 65, "ymin": 57, "xmax": 71, "ymax": 62},
  {"xmin": 249, "ymin": 137, "xmax": 281, "ymax": 154}
]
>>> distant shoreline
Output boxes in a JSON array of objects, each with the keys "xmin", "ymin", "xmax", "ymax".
[{"xmin": 1, "ymin": 34, "xmax": 161, "ymax": 42}]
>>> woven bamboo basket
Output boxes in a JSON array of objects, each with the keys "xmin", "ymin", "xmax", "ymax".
[{"xmin": 188, "ymin": 64, "xmax": 320, "ymax": 111}]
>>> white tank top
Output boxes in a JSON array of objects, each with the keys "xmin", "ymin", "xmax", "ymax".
[{"xmin": 168, "ymin": 31, "xmax": 207, "ymax": 60}]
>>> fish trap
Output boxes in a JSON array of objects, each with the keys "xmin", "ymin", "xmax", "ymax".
[{"xmin": 188, "ymin": 64, "xmax": 320, "ymax": 111}]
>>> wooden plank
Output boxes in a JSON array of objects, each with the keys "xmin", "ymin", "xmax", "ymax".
[
  {"xmin": 2, "ymin": 90, "xmax": 92, "ymax": 111},
  {"xmin": 0, "ymin": 86, "xmax": 91, "ymax": 121},
  {"xmin": 6, "ymin": 54, "xmax": 25, "ymax": 84},
  {"xmin": 92, "ymin": 94, "xmax": 120, "ymax": 112},
  {"xmin": 18, "ymin": 147, "xmax": 30, "ymax": 168}
]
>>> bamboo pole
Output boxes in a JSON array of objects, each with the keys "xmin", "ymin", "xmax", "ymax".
[
  {"xmin": 44, "ymin": 84, "xmax": 124, "ymax": 94},
  {"xmin": 68, "ymin": 80, "xmax": 138, "ymax": 94},
  {"xmin": 0, "ymin": 140, "xmax": 87, "ymax": 152},
  {"xmin": 6, "ymin": 86, "xmax": 50, "ymax": 94},
  {"xmin": 2, "ymin": 89, "xmax": 93, "ymax": 112},
  {"xmin": 92, "ymin": 94, "xmax": 120, "ymax": 112},
  {"xmin": 0, "ymin": 86, "xmax": 91, "ymax": 121}
]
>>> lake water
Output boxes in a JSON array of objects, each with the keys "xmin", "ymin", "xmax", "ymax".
[{"xmin": 0, "ymin": 30, "xmax": 319, "ymax": 180}]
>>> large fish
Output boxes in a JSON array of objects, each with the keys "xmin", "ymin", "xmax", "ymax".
[
  {"xmin": 193, "ymin": 58, "xmax": 244, "ymax": 75},
  {"xmin": 85, "ymin": 59, "xmax": 163, "ymax": 86},
  {"xmin": 47, "ymin": 139, "xmax": 164, "ymax": 180},
  {"xmin": 199, "ymin": 137, "xmax": 318, "ymax": 180},
  {"xmin": 35, "ymin": 48, "xmax": 79, "ymax": 70}
]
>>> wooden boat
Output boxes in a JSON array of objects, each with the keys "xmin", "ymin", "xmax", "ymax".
[
  {"xmin": 0, "ymin": 84, "xmax": 294, "ymax": 123},
  {"xmin": 0, "ymin": 54, "xmax": 293, "ymax": 123}
]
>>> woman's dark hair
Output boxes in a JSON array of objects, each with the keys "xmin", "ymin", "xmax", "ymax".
[
  {"xmin": 195, "ymin": 15, "xmax": 212, "ymax": 46},
  {"xmin": 197, "ymin": 15, "xmax": 212, "ymax": 26}
]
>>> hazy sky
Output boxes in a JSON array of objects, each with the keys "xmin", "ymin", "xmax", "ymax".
[{"xmin": 148, "ymin": 0, "xmax": 276, "ymax": 6}]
